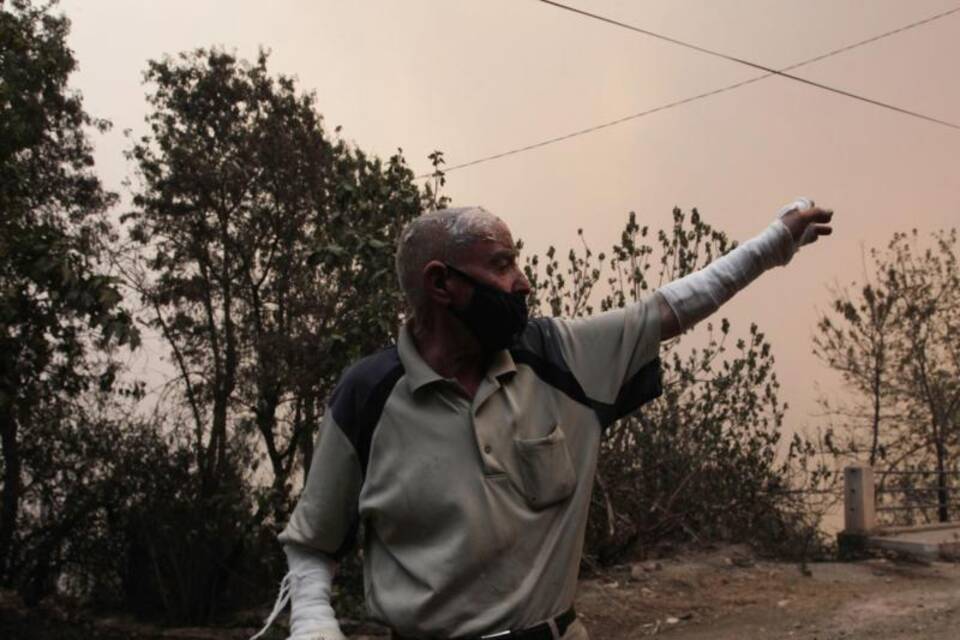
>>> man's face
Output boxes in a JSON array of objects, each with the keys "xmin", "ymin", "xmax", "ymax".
[{"xmin": 449, "ymin": 220, "xmax": 531, "ymax": 298}]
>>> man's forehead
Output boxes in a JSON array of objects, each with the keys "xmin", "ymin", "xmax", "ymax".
[
  {"xmin": 458, "ymin": 228, "xmax": 517, "ymax": 264},
  {"xmin": 472, "ymin": 224, "xmax": 515, "ymax": 252},
  {"xmin": 485, "ymin": 218, "xmax": 515, "ymax": 244}
]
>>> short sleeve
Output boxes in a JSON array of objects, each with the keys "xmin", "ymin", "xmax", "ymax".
[
  {"xmin": 278, "ymin": 410, "xmax": 362, "ymax": 558},
  {"xmin": 549, "ymin": 296, "xmax": 662, "ymax": 426},
  {"xmin": 279, "ymin": 347, "xmax": 405, "ymax": 557}
]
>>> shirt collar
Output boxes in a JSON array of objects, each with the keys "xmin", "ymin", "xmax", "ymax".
[
  {"xmin": 486, "ymin": 346, "xmax": 518, "ymax": 381},
  {"xmin": 398, "ymin": 322, "xmax": 518, "ymax": 393}
]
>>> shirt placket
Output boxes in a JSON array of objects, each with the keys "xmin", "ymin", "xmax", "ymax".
[{"xmin": 472, "ymin": 375, "xmax": 508, "ymax": 476}]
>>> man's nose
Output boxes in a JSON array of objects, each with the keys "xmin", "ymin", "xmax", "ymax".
[{"xmin": 513, "ymin": 270, "xmax": 532, "ymax": 296}]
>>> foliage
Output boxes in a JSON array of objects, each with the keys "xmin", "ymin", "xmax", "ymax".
[
  {"xmin": 121, "ymin": 48, "xmax": 426, "ymax": 621},
  {"xmin": 2, "ymin": 393, "xmax": 279, "ymax": 623},
  {"xmin": 816, "ymin": 228, "xmax": 959, "ymax": 525},
  {"xmin": 98, "ymin": 412, "xmax": 268, "ymax": 623},
  {"xmin": 424, "ymin": 150, "xmax": 451, "ymax": 211},
  {"xmin": 0, "ymin": 0, "xmax": 138, "ymax": 595},
  {"xmin": 524, "ymin": 208, "xmax": 833, "ymax": 563}
]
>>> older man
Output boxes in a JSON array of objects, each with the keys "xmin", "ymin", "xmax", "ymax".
[{"xmin": 257, "ymin": 201, "xmax": 833, "ymax": 640}]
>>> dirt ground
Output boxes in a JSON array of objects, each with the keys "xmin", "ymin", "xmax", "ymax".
[
  {"xmin": 3, "ymin": 547, "xmax": 959, "ymax": 639},
  {"xmin": 574, "ymin": 546, "xmax": 960, "ymax": 640}
]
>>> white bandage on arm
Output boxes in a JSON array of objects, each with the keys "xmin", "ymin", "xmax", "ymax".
[
  {"xmin": 250, "ymin": 544, "xmax": 345, "ymax": 640},
  {"xmin": 657, "ymin": 198, "xmax": 813, "ymax": 332}
]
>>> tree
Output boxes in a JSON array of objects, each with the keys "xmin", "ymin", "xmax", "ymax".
[
  {"xmin": 813, "ymin": 271, "xmax": 902, "ymax": 468},
  {"xmin": 0, "ymin": 0, "xmax": 137, "ymax": 590},
  {"xmin": 816, "ymin": 229, "xmax": 959, "ymax": 523},
  {"xmin": 122, "ymin": 48, "xmax": 427, "ymax": 620},
  {"xmin": 524, "ymin": 208, "xmax": 831, "ymax": 562},
  {"xmin": 125, "ymin": 48, "xmax": 424, "ymax": 502}
]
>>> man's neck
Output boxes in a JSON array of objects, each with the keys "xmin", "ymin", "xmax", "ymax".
[{"xmin": 410, "ymin": 317, "xmax": 487, "ymax": 399}]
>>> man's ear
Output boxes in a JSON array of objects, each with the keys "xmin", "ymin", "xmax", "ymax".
[{"xmin": 422, "ymin": 260, "xmax": 452, "ymax": 305}]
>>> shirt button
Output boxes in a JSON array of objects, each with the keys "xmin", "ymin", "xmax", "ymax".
[{"xmin": 483, "ymin": 445, "xmax": 492, "ymax": 454}]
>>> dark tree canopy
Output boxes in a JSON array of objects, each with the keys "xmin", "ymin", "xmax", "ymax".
[
  {"xmin": 125, "ymin": 48, "xmax": 424, "ymax": 501},
  {"xmin": 119, "ymin": 48, "xmax": 427, "ymax": 620},
  {"xmin": 0, "ymin": 0, "xmax": 137, "ymax": 593}
]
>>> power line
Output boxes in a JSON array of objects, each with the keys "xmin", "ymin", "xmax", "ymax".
[
  {"xmin": 417, "ymin": 4, "xmax": 960, "ymax": 178},
  {"xmin": 540, "ymin": 0, "xmax": 960, "ymax": 131}
]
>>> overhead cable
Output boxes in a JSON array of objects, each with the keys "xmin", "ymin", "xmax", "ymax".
[
  {"xmin": 417, "ymin": 3, "xmax": 960, "ymax": 178},
  {"xmin": 540, "ymin": 0, "xmax": 960, "ymax": 131}
]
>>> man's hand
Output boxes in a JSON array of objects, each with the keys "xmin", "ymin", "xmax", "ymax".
[
  {"xmin": 779, "ymin": 200, "xmax": 834, "ymax": 248},
  {"xmin": 244, "ymin": 545, "xmax": 346, "ymax": 640}
]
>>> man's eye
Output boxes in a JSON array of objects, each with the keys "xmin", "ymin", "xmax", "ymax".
[{"xmin": 492, "ymin": 254, "xmax": 517, "ymax": 271}]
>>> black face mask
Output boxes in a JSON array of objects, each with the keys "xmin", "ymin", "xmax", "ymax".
[{"xmin": 444, "ymin": 263, "xmax": 529, "ymax": 352}]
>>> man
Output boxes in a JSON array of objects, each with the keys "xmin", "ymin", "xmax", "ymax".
[{"xmin": 255, "ymin": 201, "xmax": 833, "ymax": 640}]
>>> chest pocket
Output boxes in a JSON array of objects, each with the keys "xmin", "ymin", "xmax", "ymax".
[{"xmin": 513, "ymin": 423, "xmax": 577, "ymax": 510}]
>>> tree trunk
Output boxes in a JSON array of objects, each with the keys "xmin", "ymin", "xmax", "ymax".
[
  {"xmin": 935, "ymin": 438, "xmax": 949, "ymax": 522},
  {"xmin": 869, "ymin": 343, "xmax": 883, "ymax": 466},
  {"xmin": 300, "ymin": 394, "xmax": 318, "ymax": 482},
  {"xmin": 0, "ymin": 405, "xmax": 21, "ymax": 582}
]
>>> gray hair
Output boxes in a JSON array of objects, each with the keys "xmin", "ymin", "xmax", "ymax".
[{"xmin": 395, "ymin": 206, "xmax": 502, "ymax": 312}]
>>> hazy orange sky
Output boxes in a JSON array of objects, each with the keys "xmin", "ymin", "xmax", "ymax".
[{"xmin": 58, "ymin": 0, "xmax": 959, "ymax": 439}]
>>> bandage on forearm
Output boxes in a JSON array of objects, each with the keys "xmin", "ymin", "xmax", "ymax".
[
  {"xmin": 658, "ymin": 199, "xmax": 811, "ymax": 332},
  {"xmin": 251, "ymin": 544, "xmax": 345, "ymax": 640}
]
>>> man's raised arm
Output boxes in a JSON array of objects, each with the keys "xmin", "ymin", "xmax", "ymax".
[{"xmin": 656, "ymin": 198, "xmax": 834, "ymax": 340}]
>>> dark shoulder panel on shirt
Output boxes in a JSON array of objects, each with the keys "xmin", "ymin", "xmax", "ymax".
[
  {"xmin": 511, "ymin": 317, "xmax": 662, "ymax": 429},
  {"xmin": 329, "ymin": 346, "xmax": 404, "ymax": 476},
  {"xmin": 594, "ymin": 358, "xmax": 662, "ymax": 427},
  {"xmin": 510, "ymin": 318, "xmax": 592, "ymax": 407}
]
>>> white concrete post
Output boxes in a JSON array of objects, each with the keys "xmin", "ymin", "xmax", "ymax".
[{"xmin": 844, "ymin": 464, "xmax": 876, "ymax": 534}]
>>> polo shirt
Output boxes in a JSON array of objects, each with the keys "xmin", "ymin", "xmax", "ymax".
[{"xmin": 279, "ymin": 296, "xmax": 662, "ymax": 638}]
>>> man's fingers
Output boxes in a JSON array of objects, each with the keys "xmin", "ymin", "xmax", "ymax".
[
  {"xmin": 802, "ymin": 224, "xmax": 832, "ymax": 246},
  {"xmin": 803, "ymin": 207, "xmax": 833, "ymax": 223}
]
